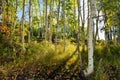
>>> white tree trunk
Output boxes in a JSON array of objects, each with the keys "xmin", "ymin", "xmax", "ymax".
[
  {"xmin": 21, "ymin": 0, "xmax": 25, "ymax": 50},
  {"xmin": 28, "ymin": 0, "xmax": 32, "ymax": 43},
  {"xmin": 45, "ymin": 0, "xmax": 48, "ymax": 41},
  {"xmin": 84, "ymin": 0, "xmax": 96, "ymax": 76}
]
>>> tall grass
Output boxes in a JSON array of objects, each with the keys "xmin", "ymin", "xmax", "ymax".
[{"xmin": 0, "ymin": 40, "xmax": 120, "ymax": 79}]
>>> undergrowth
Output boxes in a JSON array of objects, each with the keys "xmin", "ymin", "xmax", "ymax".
[{"xmin": 0, "ymin": 40, "xmax": 120, "ymax": 79}]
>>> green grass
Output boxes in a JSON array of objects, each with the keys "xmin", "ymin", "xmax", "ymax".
[{"xmin": 0, "ymin": 40, "xmax": 120, "ymax": 79}]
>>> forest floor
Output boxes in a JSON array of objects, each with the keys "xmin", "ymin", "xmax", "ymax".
[{"xmin": 0, "ymin": 41, "xmax": 120, "ymax": 80}]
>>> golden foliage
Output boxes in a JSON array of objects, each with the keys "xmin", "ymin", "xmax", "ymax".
[{"xmin": 0, "ymin": 24, "xmax": 10, "ymax": 36}]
